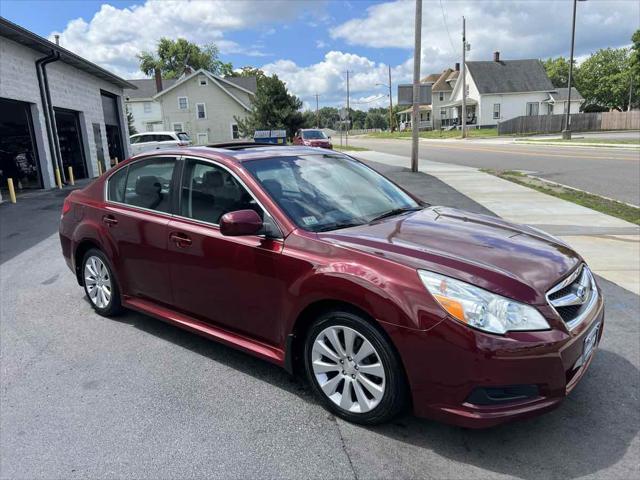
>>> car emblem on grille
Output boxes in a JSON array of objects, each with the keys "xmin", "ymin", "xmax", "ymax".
[{"xmin": 576, "ymin": 284, "xmax": 587, "ymax": 303}]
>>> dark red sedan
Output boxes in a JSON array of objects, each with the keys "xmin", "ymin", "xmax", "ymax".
[
  {"xmin": 59, "ymin": 144, "xmax": 603, "ymax": 427},
  {"xmin": 293, "ymin": 129, "xmax": 333, "ymax": 149}
]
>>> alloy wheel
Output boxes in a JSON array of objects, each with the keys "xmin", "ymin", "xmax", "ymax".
[
  {"xmin": 84, "ymin": 256, "xmax": 112, "ymax": 309},
  {"xmin": 311, "ymin": 325, "xmax": 386, "ymax": 413}
]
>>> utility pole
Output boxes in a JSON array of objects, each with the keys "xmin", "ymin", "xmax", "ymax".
[
  {"xmin": 315, "ymin": 93, "xmax": 320, "ymax": 128},
  {"xmin": 388, "ymin": 65, "xmax": 394, "ymax": 131},
  {"xmin": 461, "ymin": 16, "xmax": 467, "ymax": 139},
  {"xmin": 411, "ymin": 0, "xmax": 422, "ymax": 172},
  {"xmin": 563, "ymin": 0, "xmax": 579, "ymax": 140},
  {"xmin": 346, "ymin": 70, "xmax": 350, "ymax": 147}
]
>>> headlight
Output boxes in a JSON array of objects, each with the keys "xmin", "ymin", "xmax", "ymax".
[{"xmin": 418, "ymin": 270, "xmax": 550, "ymax": 334}]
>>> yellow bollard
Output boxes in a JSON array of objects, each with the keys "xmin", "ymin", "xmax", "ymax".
[
  {"xmin": 97, "ymin": 162, "xmax": 103, "ymax": 176},
  {"xmin": 115, "ymin": 157, "xmax": 119, "ymax": 165},
  {"xmin": 7, "ymin": 178, "xmax": 17, "ymax": 204},
  {"xmin": 54, "ymin": 168, "xmax": 63, "ymax": 189},
  {"xmin": 67, "ymin": 166, "xmax": 75, "ymax": 186}
]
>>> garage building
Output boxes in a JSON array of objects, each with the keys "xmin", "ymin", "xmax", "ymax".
[{"xmin": 0, "ymin": 17, "xmax": 135, "ymax": 196}]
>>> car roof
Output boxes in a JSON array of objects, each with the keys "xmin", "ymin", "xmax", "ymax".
[
  {"xmin": 128, "ymin": 145, "xmax": 338, "ymax": 164},
  {"xmin": 130, "ymin": 131, "xmax": 181, "ymax": 137}
]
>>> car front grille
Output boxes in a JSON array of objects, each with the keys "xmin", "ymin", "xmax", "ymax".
[{"xmin": 546, "ymin": 264, "xmax": 598, "ymax": 329}]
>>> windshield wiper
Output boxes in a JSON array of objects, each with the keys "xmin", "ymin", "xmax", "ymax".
[
  {"xmin": 369, "ymin": 207, "xmax": 422, "ymax": 223},
  {"xmin": 315, "ymin": 222, "xmax": 364, "ymax": 232}
]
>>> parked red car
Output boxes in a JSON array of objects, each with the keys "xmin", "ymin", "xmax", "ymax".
[
  {"xmin": 59, "ymin": 144, "xmax": 603, "ymax": 427},
  {"xmin": 293, "ymin": 129, "xmax": 333, "ymax": 149}
]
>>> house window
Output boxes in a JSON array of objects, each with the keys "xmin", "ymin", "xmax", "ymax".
[
  {"xmin": 439, "ymin": 92, "xmax": 444, "ymax": 101},
  {"xmin": 440, "ymin": 108, "xmax": 447, "ymax": 118},
  {"xmin": 231, "ymin": 123, "xmax": 240, "ymax": 139},
  {"xmin": 493, "ymin": 103, "xmax": 500, "ymax": 120},
  {"xmin": 178, "ymin": 97, "xmax": 188, "ymax": 110},
  {"xmin": 196, "ymin": 133, "xmax": 208, "ymax": 145},
  {"xmin": 196, "ymin": 103, "xmax": 206, "ymax": 119},
  {"xmin": 143, "ymin": 102, "xmax": 152, "ymax": 113},
  {"xmin": 145, "ymin": 122, "xmax": 154, "ymax": 132},
  {"xmin": 526, "ymin": 102, "xmax": 539, "ymax": 116},
  {"xmin": 426, "ymin": 112, "xmax": 431, "ymax": 121},
  {"xmin": 172, "ymin": 122, "xmax": 184, "ymax": 132},
  {"xmin": 199, "ymin": 76, "xmax": 207, "ymax": 86}
]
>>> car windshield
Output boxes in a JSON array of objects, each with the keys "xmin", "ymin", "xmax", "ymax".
[
  {"xmin": 244, "ymin": 154, "xmax": 421, "ymax": 232},
  {"xmin": 177, "ymin": 132, "xmax": 191, "ymax": 142},
  {"xmin": 302, "ymin": 130, "xmax": 327, "ymax": 140}
]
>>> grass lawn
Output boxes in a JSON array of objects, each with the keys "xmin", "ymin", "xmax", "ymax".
[
  {"xmin": 364, "ymin": 128, "xmax": 499, "ymax": 140},
  {"xmin": 333, "ymin": 145, "xmax": 370, "ymax": 152},
  {"xmin": 483, "ymin": 169, "xmax": 640, "ymax": 225},
  {"xmin": 523, "ymin": 137, "xmax": 639, "ymax": 145}
]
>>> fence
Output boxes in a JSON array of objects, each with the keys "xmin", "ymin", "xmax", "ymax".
[
  {"xmin": 348, "ymin": 128, "xmax": 383, "ymax": 135},
  {"xmin": 497, "ymin": 111, "xmax": 640, "ymax": 135}
]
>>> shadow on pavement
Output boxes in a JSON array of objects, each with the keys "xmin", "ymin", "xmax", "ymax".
[
  {"xmin": 0, "ymin": 182, "xmax": 88, "ymax": 264},
  {"xmin": 101, "ymin": 283, "xmax": 637, "ymax": 480}
]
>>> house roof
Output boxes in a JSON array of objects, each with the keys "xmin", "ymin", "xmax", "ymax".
[
  {"xmin": 548, "ymin": 87, "xmax": 584, "ymax": 102},
  {"xmin": 466, "ymin": 59, "xmax": 554, "ymax": 94},
  {"xmin": 421, "ymin": 73, "xmax": 441, "ymax": 83},
  {"xmin": 432, "ymin": 68, "xmax": 454, "ymax": 92},
  {"xmin": 124, "ymin": 78, "xmax": 178, "ymax": 99},
  {"xmin": 397, "ymin": 105, "xmax": 432, "ymax": 114},
  {"xmin": 0, "ymin": 16, "xmax": 136, "ymax": 89},
  {"xmin": 124, "ymin": 74, "xmax": 257, "ymax": 101},
  {"xmin": 446, "ymin": 70, "xmax": 459, "ymax": 82},
  {"xmin": 152, "ymin": 68, "xmax": 255, "ymax": 111}
]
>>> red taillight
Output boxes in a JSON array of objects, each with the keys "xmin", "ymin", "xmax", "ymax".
[{"xmin": 62, "ymin": 197, "xmax": 72, "ymax": 216}]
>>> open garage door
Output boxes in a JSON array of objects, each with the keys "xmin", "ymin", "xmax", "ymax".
[
  {"xmin": 0, "ymin": 97, "xmax": 42, "ymax": 191},
  {"xmin": 54, "ymin": 108, "xmax": 88, "ymax": 180},
  {"xmin": 101, "ymin": 92, "xmax": 125, "ymax": 166}
]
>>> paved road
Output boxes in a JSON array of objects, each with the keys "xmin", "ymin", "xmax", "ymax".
[
  {"xmin": 1, "ymin": 169, "xmax": 638, "ymax": 479},
  {"xmin": 348, "ymin": 137, "xmax": 640, "ymax": 206}
]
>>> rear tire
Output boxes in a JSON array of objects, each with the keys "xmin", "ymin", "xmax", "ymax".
[
  {"xmin": 304, "ymin": 310, "xmax": 408, "ymax": 425},
  {"xmin": 81, "ymin": 248, "xmax": 123, "ymax": 317}
]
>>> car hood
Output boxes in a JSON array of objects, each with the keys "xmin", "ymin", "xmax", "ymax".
[{"xmin": 318, "ymin": 207, "xmax": 581, "ymax": 304}]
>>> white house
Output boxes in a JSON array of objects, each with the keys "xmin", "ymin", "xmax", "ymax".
[
  {"xmin": 443, "ymin": 52, "xmax": 584, "ymax": 128},
  {"xmin": 152, "ymin": 69, "xmax": 256, "ymax": 144},
  {"xmin": 124, "ymin": 74, "xmax": 177, "ymax": 133}
]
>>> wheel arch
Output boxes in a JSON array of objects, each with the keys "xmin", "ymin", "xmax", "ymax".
[
  {"xmin": 284, "ymin": 298, "xmax": 410, "ymax": 393},
  {"xmin": 74, "ymin": 239, "xmax": 102, "ymax": 286}
]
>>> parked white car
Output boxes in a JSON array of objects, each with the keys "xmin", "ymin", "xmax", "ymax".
[{"xmin": 129, "ymin": 131, "xmax": 192, "ymax": 155}]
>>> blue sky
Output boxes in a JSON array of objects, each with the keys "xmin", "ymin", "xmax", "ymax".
[{"xmin": 1, "ymin": 0, "xmax": 638, "ymax": 110}]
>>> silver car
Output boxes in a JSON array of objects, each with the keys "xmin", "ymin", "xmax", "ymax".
[{"xmin": 129, "ymin": 131, "xmax": 192, "ymax": 155}]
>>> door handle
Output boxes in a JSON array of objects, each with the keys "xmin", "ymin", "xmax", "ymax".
[
  {"xmin": 170, "ymin": 232, "xmax": 192, "ymax": 247},
  {"xmin": 102, "ymin": 215, "xmax": 118, "ymax": 226}
]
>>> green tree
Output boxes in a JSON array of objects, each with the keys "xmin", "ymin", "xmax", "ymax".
[
  {"xmin": 235, "ymin": 74, "xmax": 304, "ymax": 139},
  {"xmin": 631, "ymin": 29, "xmax": 640, "ymax": 109},
  {"xmin": 126, "ymin": 106, "xmax": 137, "ymax": 135},
  {"xmin": 577, "ymin": 47, "xmax": 633, "ymax": 111},
  {"xmin": 542, "ymin": 57, "xmax": 572, "ymax": 88},
  {"xmin": 138, "ymin": 38, "xmax": 233, "ymax": 79},
  {"xmin": 364, "ymin": 112, "xmax": 387, "ymax": 129},
  {"xmin": 232, "ymin": 66, "xmax": 267, "ymax": 82}
]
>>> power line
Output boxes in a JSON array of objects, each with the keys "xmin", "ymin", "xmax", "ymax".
[
  {"xmin": 350, "ymin": 95, "xmax": 387, "ymax": 105},
  {"xmin": 439, "ymin": 0, "xmax": 457, "ymax": 62}
]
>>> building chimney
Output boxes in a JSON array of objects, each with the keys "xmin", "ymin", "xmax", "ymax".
[
  {"xmin": 154, "ymin": 68, "xmax": 163, "ymax": 93},
  {"xmin": 54, "ymin": 34, "xmax": 60, "ymax": 45},
  {"xmin": 493, "ymin": 51, "xmax": 500, "ymax": 62},
  {"xmin": 455, "ymin": 62, "xmax": 460, "ymax": 71}
]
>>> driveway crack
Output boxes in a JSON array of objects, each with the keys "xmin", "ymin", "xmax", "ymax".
[{"xmin": 332, "ymin": 416, "xmax": 358, "ymax": 480}]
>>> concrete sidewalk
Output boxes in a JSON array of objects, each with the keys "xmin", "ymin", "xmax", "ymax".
[{"xmin": 355, "ymin": 150, "xmax": 640, "ymax": 295}]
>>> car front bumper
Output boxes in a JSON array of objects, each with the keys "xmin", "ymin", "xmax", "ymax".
[{"xmin": 390, "ymin": 295, "xmax": 604, "ymax": 428}]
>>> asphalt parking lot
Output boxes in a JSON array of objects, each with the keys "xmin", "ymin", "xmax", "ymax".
[{"xmin": 1, "ymin": 163, "xmax": 638, "ymax": 479}]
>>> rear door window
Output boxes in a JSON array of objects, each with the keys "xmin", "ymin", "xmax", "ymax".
[
  {"xmin": 122, "ymin": 157, "xmax": 177, "ymax": 213},
  {"xmin": 107, "ymin": 166, "xmax": 128, "ymax": 202}
]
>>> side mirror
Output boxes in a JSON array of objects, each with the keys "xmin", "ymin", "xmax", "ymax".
[{"xmin": 219, "ymin": 209, "xmax": 263, "ymax": 236}]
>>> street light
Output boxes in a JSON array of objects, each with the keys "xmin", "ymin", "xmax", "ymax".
[
  {"xmin": 376, "ymin": 65, "xmax": 394, "ymax": 131},
  {"xmin": 563, "ymin": 0, "xmax": 587, "ymax": 140}
]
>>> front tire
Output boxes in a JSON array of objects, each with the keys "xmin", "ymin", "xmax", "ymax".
[
  {"xmin": 82, "ymin": 248, "xmax": 123, "ymax": 317},
  {"xmin": 304, "ymin": 310, "xmax": 407, "ymax": 425}
]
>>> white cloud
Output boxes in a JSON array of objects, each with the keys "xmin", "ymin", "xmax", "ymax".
[
  {"xmin": 330, "ymin": 0, "xmax": 639, "ymax": 61},
  {"xmin": 316, "ymin": 40, "xmax": 328, "ymax": 49},
  {"xmin": 50, "ymin": 0, "xmax": 310, "ymax": 78},
  {"xmin": 262, "ymin": 50, "xmax": 416, "ymax": 110}
]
